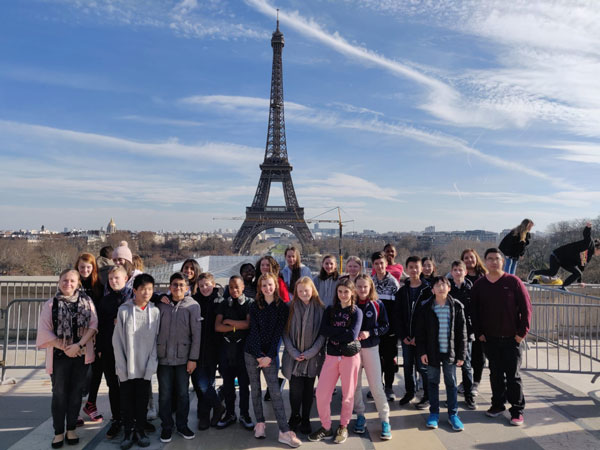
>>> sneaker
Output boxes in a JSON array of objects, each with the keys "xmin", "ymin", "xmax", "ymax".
[
  {"xmin": 136, "ymin": 431, "xmax": 150, "ymax": 447},
  {"xmin": 299, "ymin": 420, "xmax": 312, "ymax": 435},
  {"xmin": 278, "ymin": 430, "xmax": 301, "ymax": 448},
  {"xmin": 308, "ymin": 426, "xmax": 333, "ymax": 442},
  {"xmin": 178, "ymin": 426, "xmax": 195, "ymax": 440},
  {"xmin": 471, "ymin": 382, "xmax": 479, "ymax": 396},
  {"xmin": 448, "ymin": 415, "xmax": 464, "ymax": 432},
  {"xmin": 510, "ymin": 413, "xmax": 524, "ymax": 426},
  {"xmin": 426, "ymin": 413, "xmax": 439, "ymax": 429},
  {"xmin": 146, "ymin": 406, "xmax": 157, "ymax": 420},
  {"xmin": 210, "ymin": 402, "xmax": 226, "ymax": 427},
  {"xmin": 160, "ymin": 429, "xmax": 172, "ymax": 443},
  {"xmin": 415, "ymin": 397, "xmax": 430, "ymax": 410},
  {"xmin": 353, "ymin": 414, "xmax": 366, "ymax": 434},
  {"xmin": 457, "ymin": 382, "xmax": 465, "ymax": 394},
  {"xmin": 76, "ymin": 416, "xmax": 84, "ymax": 427},
  {"xmin": 398, "ymin": 393, "xmax": 414, "ymax": 406},
  {"xmin": 142, "ymin": 421, "xmax": 155, "ymax": 433},
  {"xmin": 254, "ymin": 422, "xmax": 266, "ymax": 439},
  {"xmin": 239, "ymin": 414, "xmax": 254, "ymax": 430},
  {"xmin": 120, "ymin": 430, "xmax": 135, "ymax": 450},
  {"xmin": 217, "ymin": 413, "xmax": 237, "ymax": 429},
  {"xmin": 380, "ymin": 421, "xmax": 392, "ymax": 440},
  {"xmin": 106, "ymin": 420, "xmax": 121, "ymax": 439},
  {"xmin": 83, "ymin": 402, "xmax": 104, "ymax": 422},
  {"xmin": 334, "ymin": 425, "xmax": 348, "ymax": 444},
  {"xmin": 486, "ymin": 405, "xmax": 506, "ymax": 417},
  {"xmin": 385, "ymin": 387, "xmax": 396, "ymax": 401},
  {"xmin": 465, "ymin": 396, "xmax": 477, "ymax": 410}
]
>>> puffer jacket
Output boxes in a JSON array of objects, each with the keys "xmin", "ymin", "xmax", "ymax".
[{"xmin": 156, "ymin": 295, "xmax": 201, "ymax": 366}]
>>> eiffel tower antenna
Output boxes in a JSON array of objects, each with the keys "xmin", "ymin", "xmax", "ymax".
[{"xmin": 232, "ymin": 17, "xmax": 314, "ymax": 254}]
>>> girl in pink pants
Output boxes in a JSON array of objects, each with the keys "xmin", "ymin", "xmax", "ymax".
[{"xmin": 308, "ymin": 278, "xmax": 363, "ymax": 444}]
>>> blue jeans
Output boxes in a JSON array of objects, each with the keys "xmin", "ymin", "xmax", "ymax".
[
  {"xmin": 192, "ymin": 365, "xmax": 220, "ymax": 417},
  {"xmin": 460, "ymin": 341, "xmax": 474, "ymax": 397},
  {"xmin": 503, "ymin": 257, "xmax": 518, "ymax": 275},
  {"xmin": 401, "ymin": 342, "xmax": 428, "ymax": 398},
  {"xmin": 427, "ymin": 355, "xmax": 458, "ymax": 415},
  {"xmin": 157, "ymin": 364, "xmax": 190, "ymax": 432}
]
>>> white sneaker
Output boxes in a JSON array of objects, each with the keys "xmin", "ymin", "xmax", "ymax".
[
  {"xmin": 279, "ymin": 430, "xmax": 301, "ymax": 448},
  {"xmin": 254, "ymin": 422, "xmax": 266, "ymax": 439}
]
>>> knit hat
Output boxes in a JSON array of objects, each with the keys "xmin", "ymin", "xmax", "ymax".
[{"xmin": 112, "ymin": 241, "xmax": 133, "ymax": 263}]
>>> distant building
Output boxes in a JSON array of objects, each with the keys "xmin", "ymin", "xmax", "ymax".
[
  {"xmin": 107, "ymin": 218, "xmax": 117, "ymax": 234},
  {"xmin": 425, "ymin": 226, "xmax": 435, "ymax": 233}
]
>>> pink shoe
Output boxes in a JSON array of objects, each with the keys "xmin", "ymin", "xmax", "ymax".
[
  {"xmin": 254, "ymin": 422, "xmax": 266, "ymax": 439},
  {"xmin": 279, "ymin": 430, "xmax": 301, "ymax": 448}
]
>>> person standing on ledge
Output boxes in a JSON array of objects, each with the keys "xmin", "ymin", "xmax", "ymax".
[
  {"xmin": 529, "ymin": 222, "xmax": 600, "ymax": 289},
  {"xmin": 472, "ymin": 248, "xmax": 531, "ymax": 426},
  {"xmin": 498, "ymin": 219, "xmax": 534, "ymax": 275}
]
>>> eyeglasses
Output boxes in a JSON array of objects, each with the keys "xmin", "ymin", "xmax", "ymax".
[{"xmin": 171, "ymin": 283, "xmax": 187, "ymax": 288}]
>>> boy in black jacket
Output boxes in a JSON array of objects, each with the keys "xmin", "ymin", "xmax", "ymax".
[
  {"xmin": 417, "ymin": 276, "xmax": 467, "ymax": 432},
  {"xmin": 449, "ymin": 261, "xmax": 476, "ymax": 409},
  {"xmin": 395, "ymin": 256, "xmax": 431, "ymax": 409},
  {"xmin": 530, "ymin": 222, "xmax": 600, "ymax": 288}
]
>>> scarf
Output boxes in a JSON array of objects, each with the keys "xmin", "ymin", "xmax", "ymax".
[
  {"xmin": 289, "ymin": 300, "xmax": 323, "ymax": 376},
  {"xmin": 54, "ymin": 289, "xmax": 93, "ymax": 346}
]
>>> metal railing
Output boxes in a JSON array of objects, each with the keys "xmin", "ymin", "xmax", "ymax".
[{"xmin": 1, "ymin": 298, "xmax": 46, "ymax": 383}]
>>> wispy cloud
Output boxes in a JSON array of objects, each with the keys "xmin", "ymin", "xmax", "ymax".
[
  {"xmin": 180, "ymin": 93, "xmax": 575, "ymax": 189},
  {"xmin": 0, "ymin": 119, "xmax": 263, "ymax": 170},
  {"xmin": 299, "ymin": 172, "xmax": 403, "ymax": 203},
  {"xmin": 119, "ymin": 115, "xmax": 206, "ymax": 127},
  {"xmin": 61, "ymin": 0, "xmax": 268, "ymax": 40}
]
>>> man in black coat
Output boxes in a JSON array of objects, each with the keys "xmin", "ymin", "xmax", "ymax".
[{"xmin": 530, "ymin": 222, "xmax": 600, "ymax": 288}]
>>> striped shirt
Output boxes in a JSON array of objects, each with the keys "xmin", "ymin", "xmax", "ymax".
[{"xmin": 433, "ymin": 302, "xmax": 451, "ymax": 354}]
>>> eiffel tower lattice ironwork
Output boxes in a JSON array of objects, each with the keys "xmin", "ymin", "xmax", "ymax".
[{"xmin": 232, "ymin": 18, "xmax": 313, "ymax": 254}]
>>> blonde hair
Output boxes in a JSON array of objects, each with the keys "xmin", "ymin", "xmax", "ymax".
[
  {"xmin": 355, "ymin": 274, "xmax": 377, "ymax": 302},
  {"xmin": 286, "ymin": 277, "xmax": 324, "ymax": 332},
  {"xmin": 513, "ymin": 219, "xmax": 534, "ymax": 242}
]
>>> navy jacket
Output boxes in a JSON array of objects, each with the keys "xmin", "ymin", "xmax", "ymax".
[
  {"xmin": 356, "ymin": 299, "xmax": 389, "ymax": 348},
  {"xmin": 320, "ymin": 305, "xmax": 363, "ymax": 356},
  {"xmin": 395, "ymin": 279, "xmax": 432, "ymax": 340}
]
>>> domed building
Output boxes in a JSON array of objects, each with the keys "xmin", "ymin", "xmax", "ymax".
[{"xmin": 107, "ymin": 218, "xmax": 117, "ymax": 234}]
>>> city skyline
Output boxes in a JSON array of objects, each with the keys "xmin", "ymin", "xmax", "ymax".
[{"xmin": 1, "ymin": 1, "xmax": 599, "ymax": 234}]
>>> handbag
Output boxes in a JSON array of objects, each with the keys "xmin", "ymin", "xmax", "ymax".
[{"xmin": 340, "ymin": 339, "xmax": 361, "ymax": 357}]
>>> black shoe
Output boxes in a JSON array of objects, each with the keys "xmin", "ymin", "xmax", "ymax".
[
  {"xmin": 198, "ymin": 414, "xmax": 210, "ymax": 430},
  {"xmin": 239, "ymin": 414, "xmax": 254, "ymax": 430},
  {"xmin": 308, "ymin": 426, "xmax": 333, "ymax": 442},
  {"xmin": 120, "ymin": 430, "xmax": 135, "ymax": 450},
  {"xmin": 136, "ymin": 431, "xmax": 150, "ymax": 448},
  {"xmin": 398, "ymin": 393, "xmax": 414, "ymax": 405},
  {"xmin": 288, "ymin": 414, "xmax": 302, "ymax": 432},
  {"xmin": 210, "ymin": 402, "xmax": 226, "ymax": 427},
  {"xmin": 142, "ymin": 421, "xmax": 155, "ymax": 433},
  {"xmin": 178, "ymin": 426, "xmax": 196, "ymax": 440},
  {"xmin": 65, "ymin": 433, "xmax": 79, "ymax": 446},
  {"xmin": 106, "ymin": 420, "xmax": 122, "ymax": 439},
  {"xmin": 160, "ymin": 428, "xmax": 172, "ymax": 443},
  {"xmin": 51, "ymin": 437, "xmax": 64, "ymax": 449},
  {"xmin": 299, "ymin": 420, "xmax": 312, "ymax": 435},
  {"xmin": 264, "ymin": 388, "xmax": 271, "ymax": 401},
  {"xmin": 415, "ymin": 397, "xmax": 430, "ymax": 410},
  {"xmin": 217, "ymin": 413, "xmax": 237, "ymax": 429},
  {"xmin": 465, "ymin": 396, "xmax": 477, "ymax": 410}
]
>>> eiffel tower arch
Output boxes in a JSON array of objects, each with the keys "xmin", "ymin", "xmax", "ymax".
[{"xmin": 232, "ymin": 18, "xmax": 313, "ymax": 254}]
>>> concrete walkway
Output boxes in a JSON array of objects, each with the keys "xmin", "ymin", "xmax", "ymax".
[{"xmin": 2, "ymin": 364, "xmax": 599, "ymax": 450}]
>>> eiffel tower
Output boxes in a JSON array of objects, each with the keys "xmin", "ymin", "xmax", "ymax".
[{"xmin": 232, "ymin": 17, "xmax": 313, "ymax": 254}]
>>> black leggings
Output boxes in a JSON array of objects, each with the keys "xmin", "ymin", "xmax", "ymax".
[
  {"xmin": 288, "ymin": 375, "xmax": 316, "ymax": 420},
  {"xmin": 86, "ymin": 356, "xmax": 103, "ymax": 404},
  {"xmin": 533, "ymin": 253, "xmax": 583, "ymax": 287}
]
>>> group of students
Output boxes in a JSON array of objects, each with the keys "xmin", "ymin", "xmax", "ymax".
[{"xmin": 35, "ymin": 232, "xmax": 546, "ymax": 449}]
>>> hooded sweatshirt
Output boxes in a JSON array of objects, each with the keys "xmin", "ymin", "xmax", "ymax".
[{"xmin": 113, "ymin": 299, "xmax": 160, "ymax": 382}]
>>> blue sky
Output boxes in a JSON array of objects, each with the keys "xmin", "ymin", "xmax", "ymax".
[{"xmin": 1, "ymin": 0, "xmax": 599, "ymax": 233}]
